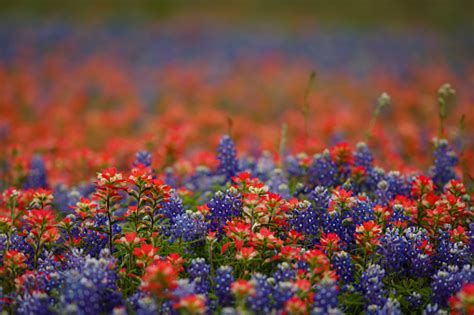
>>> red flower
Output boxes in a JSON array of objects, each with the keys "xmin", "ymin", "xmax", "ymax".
[
  {"xmin": 355, "ymin": 220, "xmax": 382, "ymax": 249},
  {"xmin": 150, "ymin": 180, "xmax": 171, "ymax": 204},
  {"xmin": 303, "ymin": 249, "xmax": 330, "ymax": 275},
  {"xmin": 284, "ymin": 296, "xmax": 307, "ymax": 315},
  {"xmin": 450, "ymin": 226, "xmax": 469, "ymax": 244},
  {"xmin": 287, "ymin": 230, "xmax": 305, "ymax": 244},
  {"xmin": 448, "ymin": 283, "xmax": 474, "ymax": 315},
  {"xmin": 71, "ymin": 198, "xmax": 97, "ymax": 219},
  {"xmin": 250, "ymin": 227, "xmax": 283, "ymax": 249},
  {"xmin": 141, "ymin": 260, "xmax": 178, "ymax": 298},
  {"xmin": 411, "ymin": 175, "xmax": 435, "ymax": 197},
  {"xmin": 417, "ymin": 240, "xmax": 433, "ymax": 256},
  {"xmin": 231, "ymin": 279, "xmax": 255, "ymax": 297},
  {"xmin": 3, "ymin": 250, "xmax": 27, "ymax": 270},
  {"xmin": 128, "ymin": 165, "xmax": 153, "ymax": 187},
  {"xmin": 319, "ymin": 232, "xmax": 341, "ymax": 253},
  {"xmin": 30, "ymin": 189, "xmax": 54, "ymax": 209},
  {"xmin": 330, "ymin": 142, "xmax": 353, "ymax": 165},
  {"xmin": 277, "ymin": 246, "xmax": 302, "ymax": 261},
  {"xmin": 25, "ymin": 209, "xmax": 56, "ymax": 228},
  {"xmin": 236, "ymin": 247, "xmax": 257, "ymax": 261},
  {"xmin": 224, "ymin": 220, "xmax": 251, "ymax": 240},
  {"xmin": 174, "ymin": 294, "xmax": 206, "ymax": 315},
  {"xmin": 133, "ymin": 243, "xmax": 159, "ymax": 263},
  {"xmin": 445, "ymin": 180, "xmax": 466, "ymax": 196},
  {"xmin": 196, "ymin": 205, "xmax": 210, "ymax": 216},
  {"xmin": 328, "ymin": 188, "xmax": 355, "ymax": 214},
  {"xmin": 115, "ymin": 232, "xmax": 144, "ymax": 248},
  {"xmin": 166, "ymin": 253, "xmax": 185, "ymax": 272},
  {"xmin": 40, "ymin": 227, "xmax": 60, "ymax": 243},
  {"xmin": 96, "ymin": 167, "xmax": 126, "ymax": 187}
]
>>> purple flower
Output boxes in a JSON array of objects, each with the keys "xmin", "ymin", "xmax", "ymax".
[
  {"xmin": 360, "ymin": 264, "xmax": 387, "ymax": 309},
  {"xmin": 216, "ymin": 135, "xmax": 239, "ymax": 182},
  {"xmin": 213, "ymin": 266, "xmax": 234, "ymax": 307}
]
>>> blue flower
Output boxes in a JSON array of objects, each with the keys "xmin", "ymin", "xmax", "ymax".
[
  {"xmin": 313, "ymin": 279, "xmax": 339, "ymax": 312},
  {"xmin": 429, "ymin": 139, "xmax": 458, "ymax": 190},
  {"xmin": 216, "ymin": 135, "xmax": 239, "ymax": 182},
  {"xmin": 360, "ymin": 264, "xmax": 387, "ymax": 309},
  {"xmin": 24, "ymin": 155, "xmax": 48, "ymax": 189},
  {"xmin": 207, "ymin": 189, "xmax": 242, "ymax": 232},
  {"xmin": 59, "ymin": 251, "xmax": 123, "ymax": 314},
  {"xmin": 187, "ymin": 258, "xmax": 211, "ymax": 294},
  {"xmin": 430, "ymin": 264, "xmax": 473, "ymax": 307},
  {"xmin": 133, "ymin": 150, "xmax": 152, "ymax": 168},
  {"xmin": 213, "ymin": 266, "xmax": 234, "ymax": 307}
]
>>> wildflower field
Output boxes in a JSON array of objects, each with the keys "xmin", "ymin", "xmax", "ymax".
[{"xmin": 0, "ymin": 6, "xmax": 474, "ymax": 315}]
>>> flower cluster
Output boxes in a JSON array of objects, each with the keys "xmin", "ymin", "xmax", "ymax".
[{"xmin": 0, "ymin": 132, "xmax": 471, "ymax": 314}]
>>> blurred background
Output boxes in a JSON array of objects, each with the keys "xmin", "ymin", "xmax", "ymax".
[{"xmin": 0, "ymin": 0, "xmax": 473, "ymax": 185}]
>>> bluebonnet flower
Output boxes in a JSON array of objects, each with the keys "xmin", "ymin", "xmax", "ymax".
[
  {"xmin": 353, "ymin": 142, "xmax": 374, "ymax": 169},
  {"xmin": 253, "ymin": 151, "xmax": 275, "ymax": 182},
  {"xmin": 272, "ymin": 263, "xmax": 296, "ymax": 283},
  {"xmin": 332, "ymin": 251, "xmax": 355, "ymax": 285},
  {"xmin": 374, "ymin": 298, "xmax": 401, "ymax": 315},
  {"xmin": 216, "ymin": 135, "xmax": 239, "ymax": 182},
  {"xmin": 238, "ymin": 155, "xmax": 255, "ymax": 173},
  {"xmin": 377, "ymin": 227, "xmax": 409, "ymax": 274},
  {"xmin": 16, "ymin": 291, "xmax": 54, "ymax": 315},
  {"xmin": 429, "ymin": 139, "xmax": 458, "ymax": 190},
  {"xmin": 59, "ymin": 250, "xmax": 123, "ymax": 315},
  {"xmin": 207, "ymin": 189, "xmax": 242, "ymax": 232},
  {"xmin": 127, "ymin": 293, "xmax": 159, "ymax": 315},
  {"xmin": 321, "ymin": 211, "xmax": 355, "ymax": 246},
  {"xmin": 404, "ymin": 227, "xmax": 432, "ymax": 277},
  {"xmin": 375, "ymin": 171, "xmax": 411, "ymax": 205},
  {"xmin": 350, "ymin": 199, "xmax": 375, "ymax": 226},
  {"xmin": 285, "ymin": 154, "xmax": 307, "ymax": 179},
  {"xmin": 172, "ymin": 279, "xmax": 197, "ymax": 298},
  {"xmin": 469, "ymin": 222, "xmax": 474, "ymax": 256},
  {"xmin": 160, "ymin": 192, "xmax": 185, "ymax": 219},
  {"xmin": 247, "ymin": 274, "xmax": 273, "ymax": 313},
  {"xmin": 267, "ymin": 168, "xmax": 290, "ymax": 199},
  {"xmin": 169, "ymin": 211, "xmax": 207, "ymax": 243},
  {"xmin": 79, "ymin": 226, "xmax": 109, "ymax": 258},
  {"xmin": 185, "ymin": 166, "xmax": 217, "ymax": 200},
  {"xmin": 133, "ymin": 150, "xmax": 152, "ymax": 168},
  {"xmin": 307, "ymin": 151, "xmax": 339, "ymax": 188},
  {"xmin": 9, "ymin": 233, "xmax": 34, "ymax": 268},
  {"xmin": 423, "ymin": 303, "xmax": 447, "ymax": 315},
  {"xmin": 388, "ymin": 204, "xmax": 410, "ymax": 225},
  {"xmin": 405, "ymin": 292, "xmax": 423, "ymax": 308},
  {"xmin": 271, "ymin": 281, "xmax": 296, "ymax": 310},
  {"xmin": 78, "ymin": 183, "xmax": 96, "ymax": 199},
  {"xmin": 435, "ymin": 229, "xmax": 470, "ymax": 268},
  {"xmin": 213, "ymin": 266, "xmax": 234, "ymax": 307},
  {"xmin": 187, "ymin": 258, "xmax": 211, "ymax": 294},
  {"xmin": 23, "ymin": 155, "xmax": 48, "ymax": 189},
  {"xmin": 309, "ymin": 186, "xmax": 330, "ymax": 213},
  {"xmin": 313, "ymin": 279, "xmax": 339, "ymax": 313},
  {"xmin": 360, "ymin": 264, "xmax": 387, "ymax": 309},
  {"xmin": 430, "ymin": 264, "xmax": 473, "ymax": 307},
  {"xmin": 164, "ymin": 167, "xmax": 178, "ymax": 188},
  {"xmin": 53, "ymin": 184, "xmax": 81, "ymax": 214},
  {"xmin": 288, "ymin": 200, "xmax": 320, "ymax": 245},
  {"xmin": 80, "ymin": 214, "xmax": 122, "ymax": 257},
  {"xmin": 364, "ymin": 167, "xmax": 385, "ymax": 195}
]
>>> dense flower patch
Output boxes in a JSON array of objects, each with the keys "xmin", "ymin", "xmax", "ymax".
[
  {"xmin": 0, "ymin": 126, "xmax": 472, "ymax": 314},
  {"xmin": 0, "ymin": 22, "xmax": 473, "ymax": 315}
]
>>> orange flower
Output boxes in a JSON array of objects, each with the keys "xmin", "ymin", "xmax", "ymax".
[
  {"xmin": 174, "ymin": 295, "xmax": 206, "ymax": 315},
  {"xmin": 231, "ymin": 280, "xmax": 255, "ymax": 297},
  {"xmin": 141, "ymin": 260, "xmax": 178, "ymax": 298}
]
